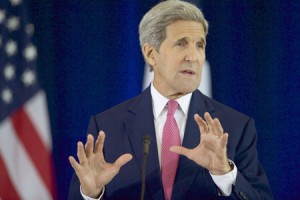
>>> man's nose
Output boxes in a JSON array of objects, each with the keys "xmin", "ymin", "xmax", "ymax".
[{"xmin": 184, "ymin": 47, "xmax": 198, "ymax": 62}]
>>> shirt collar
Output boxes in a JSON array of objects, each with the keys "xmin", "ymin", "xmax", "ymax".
[{"xmin": 150, "ymin": 83, "xmax": 192, "ymax": 119}]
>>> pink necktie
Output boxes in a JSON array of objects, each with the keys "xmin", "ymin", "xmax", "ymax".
[{"xmin": 161, "ymin": 100, "xmax": 180, "ymax": 200}]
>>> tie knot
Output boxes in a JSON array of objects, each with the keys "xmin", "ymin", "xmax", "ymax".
[{"xmin": 167, "ymin": 100, "xmax": 178, "ymax": 115}]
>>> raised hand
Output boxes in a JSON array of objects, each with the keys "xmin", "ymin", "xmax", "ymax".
[
  {"xmin": 170, "ymin": 112, "xmax": 232, "ymax": 175},
  {"xmin": 69, "ymin": 131, "xmax": 132, "ymax": 198}
]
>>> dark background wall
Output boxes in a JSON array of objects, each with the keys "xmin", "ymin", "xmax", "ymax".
[{"xmin": 29, "ymin": 0, "xmax": 299, "ymax": 199}]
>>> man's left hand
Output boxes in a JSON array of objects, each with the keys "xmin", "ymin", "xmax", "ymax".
[{"xmin": 170, "ymin": 112, "xmax": 232, "ymax": 175}]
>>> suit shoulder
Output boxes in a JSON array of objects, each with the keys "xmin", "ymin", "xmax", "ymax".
[
  {"xmin": 201, "ymin": 93, "xmax": 251, "ymax": 122},
  {"xmin": 93, "ymin": 89, "xmax": 150, "ymax": 120},
  {"xmin": 94, "ymin": 96, "xmax": 138, "ymax": 117},
  {"xmin": 88, "ymin": 89, "xmax": 151, "ymax": 134}
]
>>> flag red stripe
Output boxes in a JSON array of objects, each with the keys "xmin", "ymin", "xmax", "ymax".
[
  {"xmin": 11, "ymin": 107, "xmax": 56, "ymax": 199},
  {"xmin": 0, "ymin": 155, "xmax": 21, "ymax": 200}
]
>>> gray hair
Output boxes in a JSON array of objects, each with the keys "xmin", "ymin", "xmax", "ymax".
[{"xmin": 139, "ymin": 0, "xmax": 209, "ymax": 52}]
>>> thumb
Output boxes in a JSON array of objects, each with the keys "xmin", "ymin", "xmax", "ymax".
[
  {"xmin": 115, "ymin": 153, "xmax": 132, "ymax": 168},
  {"xmin": 170, "ymin": 145, "xmax": 190, "ymax": 157}
]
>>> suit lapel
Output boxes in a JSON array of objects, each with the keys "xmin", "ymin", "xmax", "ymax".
[
  {"xmin": 123, "ymin": 88, "xmax": 217, "ymax": 199},
  {"xmin": 172, "ymin": 90, "xmax": 215, "ymax": 199},
  {"xmin": 123, "ymin": 87, "xmax": 164, "ymax": 199}
]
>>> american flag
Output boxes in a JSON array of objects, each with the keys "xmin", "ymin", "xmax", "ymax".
[{"xmin": 0, "ymin": 0, "xmax": 56, "ymax": 199}]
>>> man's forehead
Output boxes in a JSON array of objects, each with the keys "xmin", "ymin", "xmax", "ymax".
[{"xmin": 165, "ymin": 20, "xmax": 206, "ymax": 41}]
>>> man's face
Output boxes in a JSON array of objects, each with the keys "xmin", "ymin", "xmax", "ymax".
[{"xmin": 151, "ymin": 20, "xmax": 206, "ymax": 99}]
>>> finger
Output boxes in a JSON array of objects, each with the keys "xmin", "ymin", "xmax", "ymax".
[
  {"xmin": 213, "ymin": 118, "xmax": 224, "ymax": 137},
  {"xmin": 95, "ymin": 131, "xmax": 105, "ymax": 155},
  {"xmin": 85, "ymin": 134, "xmax": 94, "ymax": 158},
  {"xmin": 194, "ymin": 114, "xmax": 208, "ymax": 133},
  {"xmin": 68, "ymin": 156, "xmax": 81, "ymax": 172},
  {"xmin": 220, "ymin": 133, "xmax": 229, "ymax": 149},
  {"xmin": 77, "ymin": 141, "xmax": 87, "ymax": 165},
  {"xmin": 114, "ymin": 153, "xmax": 133, "ymax": 168},
  {"xmin": 170, "ymin": 145, "xmax": 190, "ymax": 158},
  {"xmin": 204, "ymin": 112, "xmax": 214, "ymax": 133}
]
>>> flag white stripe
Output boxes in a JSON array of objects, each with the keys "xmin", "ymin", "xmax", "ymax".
[
  {"xmin": 142, "ymin": 64, "xmax": 153, "ymax": 90},
  {"xmin": 24, "ymin": 91, "xmax": 52, "ymax": 150},
  {"xmin": 0, "ymin": 119, "xmax": 52, "ymax": 200},
  {"xmin": 199, "ymin": 61, "xmax": 212, "ymax": 97}
]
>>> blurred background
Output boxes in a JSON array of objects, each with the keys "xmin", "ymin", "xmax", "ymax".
[{"xmin": 1, "ymin": 0, "xmax": 300, "ymax": 199}]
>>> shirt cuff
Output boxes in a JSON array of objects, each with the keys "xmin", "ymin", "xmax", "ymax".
[
  {"xmin": 210, "ymin": 160, "xmax": 237, "ymax": 196},
  {"xmin": 80, "ymin": 186, "xmax": 105, "ymax": 200}
]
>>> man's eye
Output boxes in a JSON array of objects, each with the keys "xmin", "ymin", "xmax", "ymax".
[
  {"xmin": 177, "ymin": 42, "xmax": 186, "ymax": 46},
  {"xmin": 197, "ymin": 43, "xmax": 204, "ymax": 49}
]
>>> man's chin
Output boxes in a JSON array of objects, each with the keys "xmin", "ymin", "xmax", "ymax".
[
  {"xmin": 177, "ymin": 87, "xmax": 198, "ymax": 96},
  {"xmin": 179, "ymin": 83, "xmax": 199, "ymax": 94}
]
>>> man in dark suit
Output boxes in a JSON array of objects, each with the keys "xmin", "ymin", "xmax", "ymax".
[{"xmin": 68, "ymin": 1, "xmax": 273, "ymax": 199}]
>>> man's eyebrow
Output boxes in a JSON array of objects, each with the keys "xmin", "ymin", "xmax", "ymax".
[
  {"xmin": 175, "ymin": 37, "xmax": 188, "ymax": 43},
  {"xmin": 199, "ymin": 37, "xmax": 206, "ymax": 45},
  {"xmin": 174, "ymin": 37, "xmax": 206, "ymax": 44}
]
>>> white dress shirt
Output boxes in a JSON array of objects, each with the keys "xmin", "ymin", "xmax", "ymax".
[
  {"xmin": 81, "ymin": 84, "xmax": 237, "ymax": 199},
  {"xmin": 150, "ymin": 84, "xmax": 237, "ymax": 196},
  {"xmin": 151, "ymin": 83, "xmax": 192, "ymax": 166}
]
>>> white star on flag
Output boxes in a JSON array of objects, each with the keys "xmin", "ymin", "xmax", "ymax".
[
  {"xmin": 4, "ymin": 63, "xmax": 15, "ymax": 81},
  {"xmin": 21, "ymin": 70, "xmax": 36, "ymax": 86},
  {"xmin": 5, "ymin": 40, "xmax": 17, "ymax": 56},
  {"xmin": 10, "ymin": 0, "xmax": 22, "ymax": 6},
  {"xmin": 0, "ymin": 10, "xmax": 5, "ymax": 24},
  {"xmin": 6, "ymin": 16, "xmax": 20, "ymax": 31},
  {"xmin": 25, "ymin": 23, "xmax": 34, "ymax": 35},
  {"xmin": 1, "ymin": 88, "xmax": 13, "ymax": 104},
  {"xmin": 23, "ymin": 44, "xmax": 37, "ymax": 61}
]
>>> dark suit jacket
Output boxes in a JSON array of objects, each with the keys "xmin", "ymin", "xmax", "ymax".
[{"xmin": 68, "ymin": 87, "xmax": 273, "ymax": 200}]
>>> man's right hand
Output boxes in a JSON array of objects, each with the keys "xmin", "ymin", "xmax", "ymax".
[{"xmin": 69, "ymin": 131, "xmax": 132, "ymax": 198}]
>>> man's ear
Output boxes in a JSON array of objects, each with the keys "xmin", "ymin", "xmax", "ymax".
[{"xmin": 142, "ymin": 43, "xmax": 156, "ymax": 66}]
